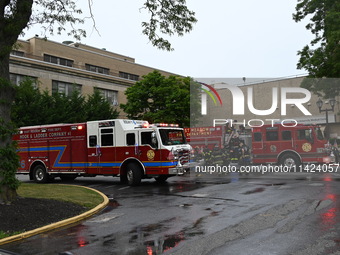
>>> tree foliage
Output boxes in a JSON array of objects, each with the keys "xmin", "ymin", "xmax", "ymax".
[
  {"xmin": 141, "ymin": 0, "xmax": 197, "ymax": 51},
  {"xmin": 120, "ymin": 71, "xmax": 198, "ymax": 127},
  {"xmin": 12, "ymin": 79, "xmax": 119, "ymax": 127},
  {"xmin": 293, "ymin": 0, "xmax": 340, "ymax": 96},
  {"xmin": 0, "ymin": 79, "xmax": 20, "ymax": 204}
]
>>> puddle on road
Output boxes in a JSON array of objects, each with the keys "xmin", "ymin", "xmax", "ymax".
[
  {"xmin": 168, "ymin": 182, "xmax": 206, "ymax": 193},
  {"xmin": 128, "ymin": 216, "xmax": 206, "ymax": 254},
  {"xmin": 319, "ymin": 194, "xmax": 340, "ymax": 232},
  {"xmin": 242, "ymin": 187, "xmax": 265, "ymax": 195},
  {"xmin": 100, "ymin": 199, "xmax": 121, "ymax": 214},
  {"xmin": 242, "ymin": 182, "xmax": 286, "ymax": 195},
  {"xmin": 259, "ymin": 182, "xmax": 286, "ymax": 186}
]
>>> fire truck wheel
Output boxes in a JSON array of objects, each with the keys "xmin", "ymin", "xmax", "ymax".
[
  {"xmin": 32, "ymin": 165, "xmax": 49, "ymax": 183},
  {"xmin": 279, "ymin": 153, "xmax": 301, "ymax": 170},
  {"xmin": 126, "ymin": 163, "xmax": 142, "ymax": 186}
]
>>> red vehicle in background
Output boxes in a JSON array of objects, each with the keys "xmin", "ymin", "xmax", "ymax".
[
  {"xmin": 251, "ymin": 124, "xmax": 334, "ymax": 167},
  {"xmin": 185, "ymin": 124, "xmax": 336, "ymax": 167},
  {"xmin": 184, "ymin": 126, "xmax": 226, "ymax": 150},
  {"xmin": 14, "ymin": 119, "xmax": 191, "ymax": 185}
]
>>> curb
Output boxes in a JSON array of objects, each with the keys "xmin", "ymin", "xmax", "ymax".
[{"xmin": 0, "ymin": 185, "xmax": 109, "ymax": 246}]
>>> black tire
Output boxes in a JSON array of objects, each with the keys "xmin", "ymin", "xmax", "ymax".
[
  {"xmin": 279, "ymin": 153, "xmax": 301, "ymax": 171},
  {"xmin": 154, "ymin": 176, "xmax": 169, "ymax": 183},
  {"xmin": 120, "ymin": 174, "xmax": 128, "ymax": 184},
  {"xmin": 126, "ymin": 163, "xmax": 142, "ymax": 186},
  {"xmin": 32, "ymin": 164, "xmax": 49, "ymax": 183}
]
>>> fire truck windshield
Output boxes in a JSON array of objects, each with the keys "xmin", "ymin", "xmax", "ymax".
[
  {"xmin": 315, "ymin": 127, "xmax": 325, "ymax": 140},
  {"xmin": 159, "ymin": 129, "xmax": 186, "ymax": 145}
]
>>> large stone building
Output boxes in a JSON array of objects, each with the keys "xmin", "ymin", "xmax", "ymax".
[{"xmin": 10, "ymin": 37, "xmax": 176, "ymax": 117}]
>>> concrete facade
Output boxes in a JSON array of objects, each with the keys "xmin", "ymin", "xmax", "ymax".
[{"xmin": 10, "ymin": 37, "xmax": 176, "ymax": 118}]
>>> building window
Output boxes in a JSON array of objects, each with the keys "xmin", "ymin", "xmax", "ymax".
[
  {"xmin": 119, "ymin": 71, "xmax": 139, "ymax": 81},
  {"xmin": 44, "ymin": 54, "xmax": 73, "ymax": 67},
  {"xmin": 85, "ymin": 64, "xmax": 109, "ymax": 75},
  {"xmin": 96, "ymin": 88, "xmax": 118, "ymax": 106},
  {"xmin": 10, "ymin": 50, "xmax": 25, "ymax": 57},
  {"xmin": 52, "ymin": 80, "xmax": 81, "ymax": 96},
  {"xmin": 10, "ymin": 73, "xmax": 37, "ymax": 86}
]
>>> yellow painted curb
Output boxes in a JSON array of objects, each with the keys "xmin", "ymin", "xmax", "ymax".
[{"xmin": 0, "ymin": 185, "xmax": 109, "ymax": 245}]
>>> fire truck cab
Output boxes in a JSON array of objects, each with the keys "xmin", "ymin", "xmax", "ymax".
[
  {"xmin": 14, "ymin": 119, "xmax": 192, "ymax": 185},
  {"xmin": 252, "ymin": 124, "xmax": 333, "ymax": 167}
]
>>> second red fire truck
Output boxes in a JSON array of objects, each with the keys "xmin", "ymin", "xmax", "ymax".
[
  {"xmin": 185, "ymin": 123, "xmax": 335, "ymax": 167},
  {"xmin": 14, "ymin": 119, "xmax": 192, "ymax": 185}
]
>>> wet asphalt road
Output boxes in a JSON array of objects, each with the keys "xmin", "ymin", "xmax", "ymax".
[{"xmin": 2, "ymin": 172, "xmax": 340, "ymax": 255}]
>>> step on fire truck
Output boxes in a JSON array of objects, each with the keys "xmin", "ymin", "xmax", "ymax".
[{"xmin": 14, "ymin": 119, "xmax": 192, "ymax": 185}]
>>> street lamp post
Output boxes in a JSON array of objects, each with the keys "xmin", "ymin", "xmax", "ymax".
[{"xmin": 316, "ymin": 98, "xmax": 336, "ymax": 124}]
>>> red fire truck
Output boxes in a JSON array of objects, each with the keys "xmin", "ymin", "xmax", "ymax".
[
  {"xmin": 14, "ymin": 119, "xmax": 192, "ymax": 185},
  {"xmin": 184, "ymin": 126, "xmax": 226, "ymax": 149},
  {"xmin": 252, "ymin": 124, "xmax": 333, "ymax": 166},
  {"xmin": 185, "ymin": 124, "xmax": 335, "ymax": 167}
]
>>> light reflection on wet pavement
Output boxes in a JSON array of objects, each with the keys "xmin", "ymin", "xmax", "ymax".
[{"xmin": 3, "ymin": 173, "xmax": 340, "ymax": 254}]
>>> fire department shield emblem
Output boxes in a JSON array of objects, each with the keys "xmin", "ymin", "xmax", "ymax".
[
  {"xmin": 302, "ymin": 143, "xmax": 312, "ymax": 152},
  {"xmin": 147, "ymin": 150, "xmax": 155, "ymax": 161}
]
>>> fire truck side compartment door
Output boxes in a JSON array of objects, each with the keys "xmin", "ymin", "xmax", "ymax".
[{"xmin": 86, "ymin": 122, "xmax": 100, "ymax": 173}]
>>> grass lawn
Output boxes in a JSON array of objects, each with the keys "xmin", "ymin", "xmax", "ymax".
[{"xmin": 17, "ymin": 183, "xmax": 104, "ymax": 209}]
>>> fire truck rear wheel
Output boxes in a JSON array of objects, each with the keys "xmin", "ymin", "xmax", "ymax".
[
  {"xmin": 126, "ymin": 163, "xmax": 142, "ymax": 186},
  {"xmin": 279, "ymin": 153, "xmax": 301, "ymax": 170},
  {"xmin": 32, "ymin": 165, "xmax": 49, "ymax": 183}
]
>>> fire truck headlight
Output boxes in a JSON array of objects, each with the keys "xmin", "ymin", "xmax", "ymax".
[
  {"xmin": 168, "ymin": 151, "xmax": 178, "ymax": 161},
  {"xmin": 323, "ymin": 156, "xmax": 331, "ymax": 164}
]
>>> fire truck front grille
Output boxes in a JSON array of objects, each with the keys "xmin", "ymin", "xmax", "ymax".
[{"xmin": 178, "ymin": 149, "xmax": 190, "ymax": 165}]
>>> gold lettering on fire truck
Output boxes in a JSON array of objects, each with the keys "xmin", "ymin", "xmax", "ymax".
[
  {"xmin": 147, "ymin": 150, "xmax": 155, "ymax": 161},
  {"xmin": 302, "ymin": 143, "xmax": 312, "ymax": 152}
]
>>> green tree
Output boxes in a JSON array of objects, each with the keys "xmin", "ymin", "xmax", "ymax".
[
  {"xmin": 120, "ymin": 70, "xmax": 196, "ymax": 127},
  {"xmin": 12, "ymin": 79, "xmax": 119, "ymax": 126},
  {"xmin": 84, "ymin": 89, "xmax": 119, "ymax": 121},
  {"xmin": 142, "ymin": 0, "xmax": 197, "ymax": 51},
  {"xmin": 0, "ymin": 1, "xmax": 196, "ymax": 203},
  {"xmin": 11, "ymin": 78, "xmax": 41, "ymax": 127},
  {"xmin": 293, "ymin": 0, "xmax": 340, "ymax": 96}
]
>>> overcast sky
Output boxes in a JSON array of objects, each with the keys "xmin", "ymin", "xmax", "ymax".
[{"xmin": 20, "ymin": 1, "xmax": 313, "ymax": 81}]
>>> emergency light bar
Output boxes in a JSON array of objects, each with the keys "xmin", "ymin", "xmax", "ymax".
[
  {"xmin": 135, "ymin": 123, "xmax": 179, "ymax": 128},
  {"xmin": 135, "ymin": 121, "xmax": 150, "ymax": 129},
  {"xmin": 71, "ymin": 125, "xmax": 84, "ymax": 130},
  {"xmin": 153, "ymin": 123, "xmax": 179, "ymax": 127}
]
